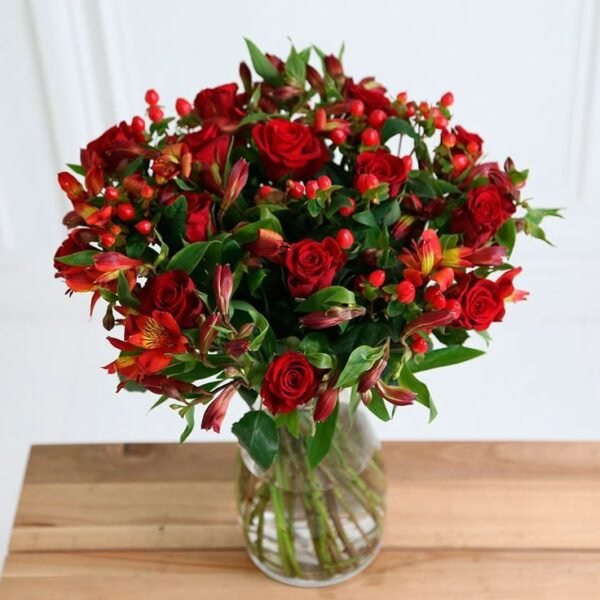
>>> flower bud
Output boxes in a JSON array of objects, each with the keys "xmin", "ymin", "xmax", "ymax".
[
  {"xmin": 213, "ymin": 264, "xmax": 233, "ymax": 316},
  {"xmin": 201, "ymin": 384, "xmax": 237, "ymax": 433},
  {"xmin": 324, "ymin": 55, "xmax": 344, "ymax": 82},
  {"xmin": 403, "ymin": 309, "xmax": 455, "ymax": 339},
  {"xmin": 306, "ymin": 65, "xmax": 324, "ymax": 96},
  {"xmin": 199, "ymin": 313, "xmax": 222, "ymax": 357},
  {"xmin": 246, "ymin": 229, "xmax": 287, "ymax": 263},
  {"xmin": 376, "ymin": 381, "xmax": 416, "ymax": 406},
  {"xmin": 239, "ymin": 61, "xmax": 252, "ymax": 93},
  {"xmin": 299, "ymin": 306, "xmax": 366, "ymax": 330},
  {"xmin": 224, "ymin": 339, "xmax": 250, "ymax": 358},
  {"xmin": 238, "ymin": 323, "xmax": 255, "ymax": 338},
  {"xmin": 358, "ymin": 354, "xmax": 388, "ymax": 394},
  {"xmin": 102, "ymin": 305, "xmax": 115, "ymax": 331},
  {"xmin": 314, "ymin": 387, "xmax": 339, "ymax": 422},
  {"xmin": 222, "ymin": 159, "xmax": 249, "ymax": 213}
]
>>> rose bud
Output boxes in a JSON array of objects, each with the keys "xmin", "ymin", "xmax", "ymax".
[
  {"xmin": 376, "ymin": 381, "xmax": 416, "ymax": 406},
  {"xmin": 358, "ymin": 350, "xmax": 389, "ymax": 394},
  {"xmin": 314, "ymin": 387, "xmax": 339, "ymax": 422},
  {"xmin": 324, "ymin": 55, "xmax": 344, "ymax": 82},
  {"xmin": 222, "ymin": 158, "xmax": 249, "ymax": 213},
  {"xmin": 299, "ymin": 306, "xmax": 366, "ymax": 330},
  {"xmin": 199, "ymin": 313, "xmax": 222, "ymax": 357},
  {"xmin": 224, "ymin": 339, "xmax": 250, "ymax": 358},
  {"xmin": 213, "ymin": 264, "xmax": 233, "ymax": 316},
  {"xmin": 246, "ymin": 228, "xmax": 287, "ymax": 263},
  {"xmin": 201, "ymin": 384, "xmax": 237, "ymax": 433}
]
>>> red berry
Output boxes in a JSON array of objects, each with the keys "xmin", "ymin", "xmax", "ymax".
[
  {"xmin": 368, "ymin": 269, "xmax": 386, "ymax": 288},
  {"xmin": 175, "ymin": 98, "xmax": 192, "ymax": 117},
  {"xmin": 117, "ymin": 203, "xmax": 135, "ymax": 221},
  {"xmin": 135, "ymin": 220, "xmax": 152, "ymax": 235},
  {"xmin": 396, "ymin": 92, "xmax": 408, "ymax": 104},
  {"xmin": 259, "ymin": 185, "xmax": 274, "ymax": 199},
  {"xmin": 441, "ymin": 130, "xmax": 457, "ymax": 148},
  {"xmin": 361, "ymin": 127, "xmax": 380, "ymax": 147},
  {"xmin": 424, "ymin": 286, "xmax": 447, "ymax": 310},
  {"xmin": 402, "ymin": 155, "xmax": 413, "ymax": 172},
  {"xmin": 355, "ymin": 174, "xmax": 379, "ymax": 195},
  {"xmin": 148, "ymin": 105, "xmax": 164, "ymax": 123},
  {"xmin": 306, "ymin": 180, "xmax": 319, "ymax": 200},
  {"xmin": 467, "ymin": 140, "xmax": 481, "ymax": 156},
  {"xmin": 110, "ymin": 224, "xmax": 122, "ymax": 236},
  {"xmin": 131, "ymin": 116, "xmax": 146, "ymax": 133},
  {"xmin": 452, "ymin": 153, "xmax": 469, "ymax": 173},
  {"xmin": 405, "ymin": 102, "xmax": 416, "ymax": 117},
  {"xmin": 287, "ymin": 181, "xmax": 305, "ymax": 199},
  {"xmin": 330, "ymin": 128, "xmax": 347, "ymax": 145},
  {"xmin": 145, "ymin": 89, "xmax": 159, "ymax": 105},
  {"xmin": 446, "ymin": 299, "xmax": 462, "ymax": 319},
  {"xmin": 339, "ymin": 197, "xmax": 356, "ymax": 217},
  {"xmin": 430, "ymin": 107, "xmax": 441, "ymax": 119},
  {"xmin": 104, "ymin": 186, "xmax": 119, "ymax": 202},
  {"xmin": 434, "ymin": 115, "xmax": 448, "ymax": 129},
  {"xmin": 100, "ymin": 232, "xmax": 115, "ymax": 247},
  {"xmin": 396, "ymin": 280, "xmax": 416, "ymax": 304},
  {"xmin": 335, "ymin": 228, "xmax": 354, "ymax": 250},
  {"xmin": 140, "ymin": 184, "xmax": 154, "ymax": 199},
  {"xmin": 314, "ymin": 107, "xmax": 327, "ymax": 131},
  {"xmin": 419, "ymin": 101, "xmax": 430, "ymax": 116},
  {"xmin": 411, "ymin": 335, "xmax": 428, "ymax": 354},
  {"xmin": 317, "ymin": 175, "xmax": 332, "ymax": 190},
  {"xmin": 348, "ymin": 99, "xmax": 365, "ymax": 117},
  {"xmin": 367, "ymin": 109, "xmax": 387, "ymax": 129},
  {"xmin": 441, "ymin": 91, "xmax": 454, "ymax": 107}
]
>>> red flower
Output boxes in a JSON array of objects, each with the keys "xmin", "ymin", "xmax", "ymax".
[
  {"xmin": 356, "ymin": 150, "xmax": 408, "ymax": 197},
  {"xmin": 451, "ymin": 184, "xmax": 515, "ymax": 247},
  {"xmin": 54, "ymin": 229, "xmax": 102, "ymax": 293},
  {"xmin": 139, "ymin": 270, "xmax": 203, "ymax": 328},
  {"xmin": 246, "ymin": 229, "xmax": 288, "ymax": 264},
  {"xmin": 152, "ymin": 143, "xmax": 192, "ymax": 184},
  {"xmin": 194, "ymin": 83, "xmax": 245, "ymax": 132},
  {"xmin": 285, "ymin": 237, "xmax": 347, "ymax": 298},
  {"xmin": 453, "ymin": 126, "xmax": 483, "ymax": 158},
  {"xmin": 191, "ymin": 133, "xmax": 231, "ymax": 193},
  {"xmin": 261, "ymin": 352, "xmax": 319, "ymax": 415},
  {"xmin": 161, "ymin": 189, "xmax": 215, "ymax": 243},
  {"xmin": 201, "ymin": 384, "xmax": 238, "ymax": 433},
  {"xmin": 251, "ymin": 119, "xmax": 329, "ymax": 181},
  {"xmin": 345, "ymin": 78, "xmax": 392, "ymax": 114}
]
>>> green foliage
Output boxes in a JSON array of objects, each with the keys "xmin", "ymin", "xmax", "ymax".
[
  {"xmin": 232, "ymin": 410, "xmax": 279, "ymax": 470},
  {"xmin": 245, "ymin": 38, "xmax": 284, "ymax": 87},
  {"xmin": 307, "ymin": 401, "xmax": 339, "ymax": 468},
  {"xmin": 409, "ymin": 346, "xmax": 485, "ymax": 373},
  {"xmin": 55, "ymin": 250, "xmax": 97, "ymax": 266},
  {"xmin": 337, "ymin": 345, "xmax": 386, "ymax": 388},
  {"xmin": 295, "ymin": 286, "xmax": 357, "ymax": 312},
  {"xmin": 166, "ymin": 240, "xmax": 220, "ymax": 273},
  {"xmin": 398, "ymin": 364, "xmax": 437, "ymax": 422}
]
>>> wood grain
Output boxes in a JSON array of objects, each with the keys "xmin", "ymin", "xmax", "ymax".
[{"xmin": 2, "ymin": 442, "xmax": 600, "ymax": 598}]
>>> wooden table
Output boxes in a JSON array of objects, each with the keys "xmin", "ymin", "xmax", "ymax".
[{"xmin": 1, "ymin": 442, "xmax": 599, "ymax": 599}]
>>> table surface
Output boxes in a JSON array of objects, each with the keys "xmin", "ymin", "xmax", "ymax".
[{"xmin": 1, "ymin": 442, "xmax": 599, "ymax": 599}]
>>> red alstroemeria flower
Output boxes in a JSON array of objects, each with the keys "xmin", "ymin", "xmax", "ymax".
[
  {"xmin": 93, "ymin": 252, "xmax": 144, "ymax": 284},
  {"xmin": 152, "ymin": 143, "xmax": 192, "ymax": 185}
]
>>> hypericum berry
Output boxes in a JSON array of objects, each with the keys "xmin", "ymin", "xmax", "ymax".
[
  {"xmin": 314, "ymin": 107, "xmax": 327, "ymax": 131},
  {"xmin": 440, "ymin": 91, "xmax": 454, "ymax": 107},
  {"xmin": 355, "ymin": 173, "xmax": 379, "ymax": 194},
  {"xmin": 430, "ymin": 107, "xmax": 441, "ymax": 119},
  {"xmin": 140, "ymin": 184, "xmax": 154, "ymax": 199},
  {"xmin": 348, "ymin": 99, "xmax": 365, "ymax": 117},
  {"xmin": 317, "ymin": 175, "xmax": 332, "ymax": 190},
  {"xmin": 145, "ymin": 89, "xmax": 159, "ymax": 105},
  {"xmin": 441, "ymin": 130, "xmax": 457, "ymax": 148},
  {"xmin": 175, "ymin": 97, "xmax": 192, "ymax": 117},
  {"xmin": 424, "ymin": 286, "xmax": 447, "ymax": 310},
  {"xmin": 100, "ymin": 232, "xmax": 116, "ymax": 247},
  {"xmin": 306, "ymin": 180, "xmax": 319, "ymax": 200},
  {"xmin": 446, "ymin": 299, "xmax": 462, "ymax": 319},
  {"xmin": 419, "ymin": 101, "xmax": 430, "ymax": 116},
  {"xmin": 367, "ymin": 109, "xmax": 387, "ymax": 129},
  {"xmin": 452, "ymin": 153, "xmax": 469, "ymax": 173},
  {"xmin": 104, "ymin": 186, "xmax": 119, "ymax": 202},
  {"xmin": 467, "ymin": 140, "xmax": 481, "ymax": 156},
  {"xmin": 116, "ymin": 202, "xmax": 135, "ymax": 221},
  {"xmin": 396, "ymin": 280, "xmax": 416, "ymax": 303},
  {"xmin": 110, "ymin": 224, "xmax": 122, "ymax": 236},
  {"xmin": 259, "ymin": 185, "xmax": 274, "ymax": 199},
  {"xmin": 411, "ymin": 335, "xmax": 428, "ymax": 354},
  {"xmin": 361, "ymin": 127, "xmax": 380, "ymax": 147},
  {"xmin": 335, "ymin": 228, "xmax": 354, "ymax": 249},
  {"xmin": 339, "ymin": 197, "xmax": 357, "ymax": 217},
  {"xmin": 368, "ymin": 269, "xmax": 386, "ymax": 288},
  {"xmin": 330, "ymin": 128, "xmax": 347, "ymax": 145},
  {"xmin": 148, "ymin": 105, "xmax": 164, "ymax": 123},
  {"xmin": 131, "ymin": 116, "xmax": 146, "ymax": 133},
  {"xmin": 434, "ymin": 115, "xmax": 448, "ymax": 129},
  {"xmin": 396, "ymin": 91, "xmax": 408, "ymax": 104},
  {"xmin": 287, "ymin": 180, "xmax": 305, "ymax": 199},
  {"xmin": 135, "ymin": 220, "xmax": 152, "ymax": 235},
  {"xmin": 405, "ymin": 102, "xmax": 416, "ymax": 117}
]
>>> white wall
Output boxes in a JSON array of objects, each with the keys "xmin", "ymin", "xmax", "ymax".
[{"xmin": 1, "ymin": 0, "xmax": 599, "ymax": 566}]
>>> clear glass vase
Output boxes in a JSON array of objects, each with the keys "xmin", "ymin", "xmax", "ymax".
[{"xmin": 235, "ymin": 402, "xmax": 386, "ymax": 587}]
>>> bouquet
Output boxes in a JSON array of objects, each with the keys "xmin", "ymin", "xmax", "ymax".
[{"xmin": 54, "ymin": 39, "xmax": 559, "ymax": 584}]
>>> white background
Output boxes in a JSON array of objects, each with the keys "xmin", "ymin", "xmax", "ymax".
[{"xmin": 1, "ymin": 0, "xmax": 599, "ymax": 566}]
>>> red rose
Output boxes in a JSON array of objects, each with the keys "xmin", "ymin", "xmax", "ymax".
[
  {"xmin": 345, "ymin": 78, "xmax": 393, "ymax": 114},
  {"xmin": 285, "ymin": 237, "xmax": 347, "ymax": 298},
  {"xmin": 139, "ymin": 270, "xmax": 203, "ymax": 328},
  {"xmin": 356, "ymin": 150, "xmax": 408, "ymax": 196},
  {"xmin": 451, "ymin": 184, "xmax": 515, "ymax": 247},
  {"xmin": 184, "ymin": 128, "xmax": 230, "ymax": 193},
  {"xmin": 161, "ymin": 189, "xmax": 215, "ymax": 243},
  {"xmin": 251, "ymin": 119, "xmax": 329, "ymax": 181},
  {"xmin": 446, "ymin": 274, "xmax": 505, "ymax": 331},
  {"xmin": 261, "ymin": 352, "xmax": 319, "ymax": 414},
  {"xmin": 80, "ymin": 121, "xmax": 139, "ymax": 175},
  {"xmin": 193, "ymin": 83, "xmax": 245, "ymax": 132},
  {"xmin": 453, "ymin": 126, "xmax": 483, "ymax": 158}
]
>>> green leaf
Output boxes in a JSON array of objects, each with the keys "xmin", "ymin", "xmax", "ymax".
[
  {"xmin": 55, "ymin": 250, "xmax": 98, "ymax": 266},
  {"xmin": 166, "ymin": 240, "xmax": 220, "ymax": 273},
  {"xmin": 159, "ymin": 195, "xmax": 188, "ymax": 248},
  {"xmin": 244, "ymin": 38, "xmax": 284, "ymax": 87},
  {"xmin": 295, "ymin": 286, "xmax": 357, "ymax": 312},
  {"xmin": 66, "ymin": 163, "xmax": 86, "ymax": 176},
  {"xmin": 232, "ymin": 218, "xmax": 281, "ymax": 245},
  {"xmin": 496, "ymin": 219, "xmax": 517, "ymax": 257},
  {"xmin": 117, "ymin": 270, "xmax": 139, "ymax": 309},
  {"xmin": 126, "ymin": 234, "xmax": 147, "ymax": 260},
  {"xmin": 398, "ymin": 364, "xmax": 436, "ymax": 422},
  {"xmin": 366, "ymin": 390, "xmax": 391, "ymax": 421},
  {"xmin": 238, "ymin": 112, "xmax": 269, "ymax": 127},
  {"xmin": 434, "ymin": 328, "xmax": 469, "ymax": 347},
  {"xmin": 231, "ymin": 300, "xmax": 272, "ymax": 353},
  {"xmin": 232, "ymin": 410, "xmax": 279, "ymax": 470},
  {"xmin": 307, "ymin": 402, "xmax": 339, "ymax": 468},
  {"xmin": 285, "ymin": 45, "xmax": 306, "ymax": 86},
  {"xmin": 174, "ymin": 177, "xmax": 196, "ymax": 191},
  {"xmin": 179, "ymin": 407, "xmax": 195, "ymax": 443},
  {"xmin": 526, "ymin": 207, "xmax": 563, "ymax": 224},
  {"xmin": 380, "ymin": 117, "xmax": 418, "ymax": 143},
  {"xmin": 275, "ymin": 410, "xmax": 300, "ymax": 438},
  {"xmin": 148, "ymin": 395, "xmax": 169, "ymax": 412},
  {"xmin": 299, "ymin": 333, "xmax": 332, "ymax": 354},
  {"xmin": 352, "ymin": 210, "xmax": 378, "ymax": 228},
  {"xmin": 306, "ymin": 352, "xmax": 334, "ymax": 369},
  {"xmin": 337, "ymin": 345, "xmax": 386, "ymax": 389},
  {"xmin": 121, "ymin": 156, "xmax": 145, "ymax": 178},
  {"xmin": 409, "ymin": 346, "xmax": 484, "ymax": 373}
]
